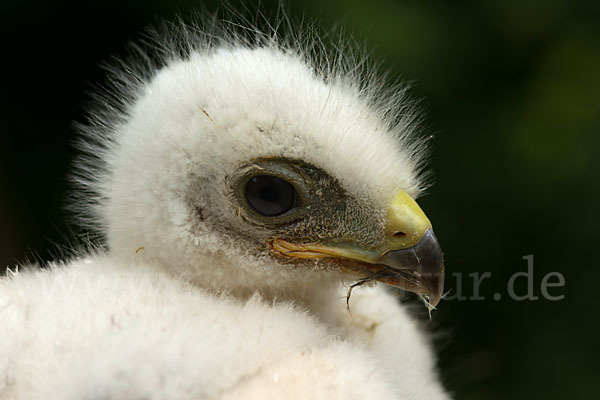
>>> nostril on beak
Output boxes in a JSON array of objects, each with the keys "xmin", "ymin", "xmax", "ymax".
[{"xmin": 393, "ymin": 231, "xmax": 406, "ymax": 238}]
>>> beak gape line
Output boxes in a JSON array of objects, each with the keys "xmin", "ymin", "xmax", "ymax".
[{"xmin": 268, "ymin": 190, "xmax": 445, "ymax": 309}]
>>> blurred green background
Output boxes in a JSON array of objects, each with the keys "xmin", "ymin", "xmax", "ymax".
[{"xmin": 1, "ymin": 0, "xmax": 599, "ymax": 398}]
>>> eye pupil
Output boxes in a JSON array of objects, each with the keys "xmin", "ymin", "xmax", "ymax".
[
  {"xmin": 260, "ymin": 185, "xmax": 279, "ymax": 203},
  {"xmin": 245, "ymin": 175, "xmax": 296, "ymax": 217}
]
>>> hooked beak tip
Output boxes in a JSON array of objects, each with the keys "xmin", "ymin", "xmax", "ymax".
[{"xmin": 380, "ymin": 229, "xmax": 445, "ymax": 306}]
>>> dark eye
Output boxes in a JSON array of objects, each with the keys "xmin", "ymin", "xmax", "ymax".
[{"xmin": 245, "ymin": 175, "xmax": 297, "ymax": 217}]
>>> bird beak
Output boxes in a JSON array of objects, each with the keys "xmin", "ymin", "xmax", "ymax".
[{"xmin": 268, "ymin": 190, "xmax": 445, "ymax": 306}]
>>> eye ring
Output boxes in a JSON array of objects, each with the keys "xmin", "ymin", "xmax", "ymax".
[
  {"xmin": 244, "ymin": 175, "xmax": 297, "ymax": 217},
  {"xmin": 233, "ymin": 159, "xmax": 309, "ymax": 225}
]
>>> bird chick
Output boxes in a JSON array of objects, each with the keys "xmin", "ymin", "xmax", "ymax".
[{"xmin": 0, "ymin": 11, "xmax": 448, "ymax": 400}]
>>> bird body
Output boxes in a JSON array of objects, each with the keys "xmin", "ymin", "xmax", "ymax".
[
  {"xmin": 1, "ymin": 257, "xmax": 446, "ymax": 399},
  {"xmin": 1, "ymin": 14, "xmax": 449, "ymax": 399}
]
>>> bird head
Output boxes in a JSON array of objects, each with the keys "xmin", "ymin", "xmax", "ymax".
[{"xmin": 79, "ymin": 30, "xmax": 444, "ymax": 305}]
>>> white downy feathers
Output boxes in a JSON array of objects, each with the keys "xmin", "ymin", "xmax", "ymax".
[{"xmin": 0, "ymin": 9, "xmax": 448, "ymax": 400}]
